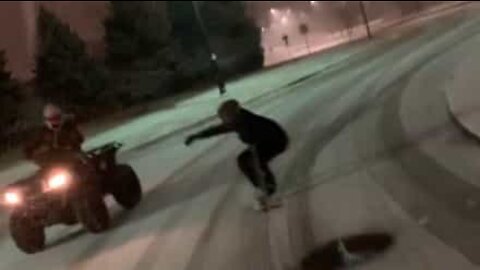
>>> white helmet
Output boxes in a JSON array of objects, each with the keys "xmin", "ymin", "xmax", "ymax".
[{"xmin": 43, "ymin": 103, "xmax": 63, "ymax": 130}]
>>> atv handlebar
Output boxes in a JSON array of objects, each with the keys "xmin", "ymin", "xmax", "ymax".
[{"xmin": 87, "ymin": 142, "xmax": 123, "ymax": 156}]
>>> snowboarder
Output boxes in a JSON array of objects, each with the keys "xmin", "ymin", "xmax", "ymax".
[{"xmin": 185, "ymin": 99, "xmax": 288, "ymax": 210}]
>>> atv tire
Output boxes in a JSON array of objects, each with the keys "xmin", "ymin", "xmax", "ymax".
[
  {"xmin": 111, "ymin": 165, "xmax": 142, "ymax": 209},
  {"xmin": 9, "ymin": 213, "xmax": 45, "ymax": 254},
  {"xmin": 74, "ymin": 193, "xmax": 110, "ymax": 233}
]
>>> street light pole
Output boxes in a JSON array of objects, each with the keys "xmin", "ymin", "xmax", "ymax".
[
  {"xmin": 359, "ymin": 1, "xmax": 372, "ymax": 39},
  {"xmin": 192, "ymin": 1, "xmax": 226, "ymax": 95}
]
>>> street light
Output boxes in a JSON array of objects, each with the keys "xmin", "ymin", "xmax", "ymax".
[
  {"xmin": 358, "ymin": 1, "xmax": 372, "ymax": 39},
  {"xmin": 192, "ymin": 1, "xmax": 226, "ymax": 95}
]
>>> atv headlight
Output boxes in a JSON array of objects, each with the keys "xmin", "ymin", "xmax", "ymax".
[
  {"xmin": 4, "ymin": 191, "xmax": 22, "ymax": 206},
  {"xmin": 47, "ymin": 170, "xmax": 72, "ymax": 191}
]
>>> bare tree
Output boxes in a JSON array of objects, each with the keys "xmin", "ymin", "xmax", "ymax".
[{"xmin": 298, "ymin": 23, "xmax": 311, "ymax": 54}]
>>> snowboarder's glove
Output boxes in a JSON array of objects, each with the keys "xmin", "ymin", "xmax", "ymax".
[{"xmin": 185, "ymin": 135, "xmax": 198, "ymax": 146}]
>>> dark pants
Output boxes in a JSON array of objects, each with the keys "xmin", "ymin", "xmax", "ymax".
[
  {"xmin": 218, "ymin": 81, "xmax": 226, "ymax": 95},
  {"xmin": 237, "ymin": 143, "xmax": 285, "ymax": 196}
]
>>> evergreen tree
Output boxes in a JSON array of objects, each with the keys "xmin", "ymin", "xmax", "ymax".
[
  {"xmin": 0, "ymin": 50, "xmax": 21, "ymax": 127},
  {"xmin": 35, "ymin": 7, "xmax": 106, "ymax": 109},
  {"xmin": 168, "ymin": 1, "xmax": 264, "ymax": 78},
  {"xmin": 167, "ymin": 2, "xmax": 204, "ymax": 56},
  {"xmin": 104, "ymin": 1, "xmax": 170, "ymax": 68},
  {"xmin": 104, "ymin": 1, "xmax": 173, "ymax": 104}
]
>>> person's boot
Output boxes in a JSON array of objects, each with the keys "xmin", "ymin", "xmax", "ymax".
[
  {"xmin": 253, "ymin": 190, "xmax": 282, "ymax": 211},
  {"xmin": 253, "ymin": 189, "xmax": 268, "ymax": 211},
  {"xmin": 264, "ymin": 194, "xmax": 282, "ymax": 210}
]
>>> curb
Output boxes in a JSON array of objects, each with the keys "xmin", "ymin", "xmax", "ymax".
[
  {"xmin": 444, "ymin": 38, "xmax": 480, "ymax": 145},
  {"xmin": 447, "ymin": 107, "xmax": 480, "ymax": 145}
]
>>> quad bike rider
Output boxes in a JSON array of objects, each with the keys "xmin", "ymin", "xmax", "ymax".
[
  {"xmin": 2, "ymin": 104, "xmax": 142, "ymax": 254},
  {"xmin": 24, "ymin": 103, "xmax": 85, "ymax": 167}
]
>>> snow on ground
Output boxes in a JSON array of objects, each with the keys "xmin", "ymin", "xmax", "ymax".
[
  {"xmin": 131, "ymin": 6, "xmax": 480, "ymax": 269},
  {"xmin": 318, "ymin": 15, "xmax": 480, "ymax": 267},
  {"xmin": 1, "ymin": 3, "xmax": 480, "ymax": 270},
  {"xmin": 0, "ymin": 1, "xmax": 473, "ymax": 185}
]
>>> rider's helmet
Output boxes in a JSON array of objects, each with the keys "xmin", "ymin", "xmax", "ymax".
[
  {"xmin": 218, "ymin": 99, "xmax": 240, "ymax": 124},
  {"xmin": 43, "ymin": 103, "xmax": 64, "ymax": 131}
]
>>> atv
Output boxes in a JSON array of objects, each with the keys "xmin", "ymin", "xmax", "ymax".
[{"xmin": 1, "ymin": 142, "xmax": 142, "ymax": 254}]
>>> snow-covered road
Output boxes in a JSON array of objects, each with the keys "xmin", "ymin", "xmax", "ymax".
[{"xmin": 2, "ymin": 3, "xmax": 480, "ymax": 269}]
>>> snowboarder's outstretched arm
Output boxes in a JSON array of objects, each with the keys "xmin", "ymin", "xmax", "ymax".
[{"xmin": 185, "ymin": 124, "xmax": 233, "ymax": 146}]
